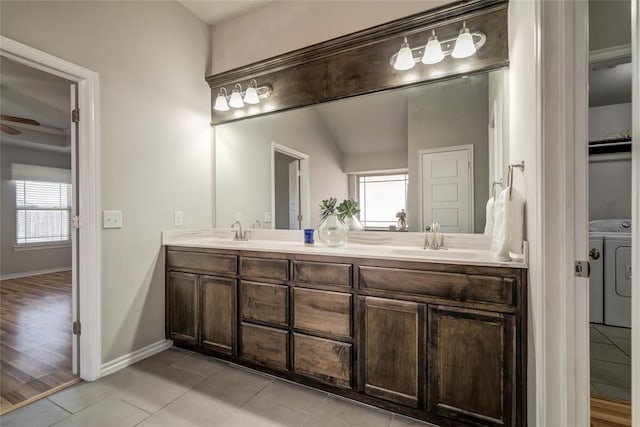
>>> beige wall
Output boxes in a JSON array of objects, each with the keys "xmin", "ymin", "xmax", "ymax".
[
  {"xmin": 1, "ymin": 144, "xmax": 72, "ymax": 276},
  {"xmin": 0, "ymin": 1, "xmax": 212, "ymax": 363},
  {"xmin": 210, "ymin": 0, "xmax": 452, "ymax": 74}
]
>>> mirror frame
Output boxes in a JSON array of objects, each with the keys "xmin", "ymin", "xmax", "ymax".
[{"xmin": 206, "ymin": 0, "xmax": 508, "ymax": 125}]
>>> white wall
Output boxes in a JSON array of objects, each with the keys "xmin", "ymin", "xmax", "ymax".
[
  {"xmin": 215, "ymin": 108, "xmax": 347, "ymax": 230},
  {"xmin": 1, "ymin": 144, "xmax": 72, "ymax": 275},
  {"xmin": 407, "ymin": 74, "xmax": 489, "ymax": 233},
  {"xmin": 210, "ymin": 1, "xmax": 451, "ymax": 73},
  {"xmin": 588, "ymin": 103, "xmax": 632, "ymax": 140},
  {"xmin": 0, "ymin": 1, "xmax": 212, "ymax": 363},
  {"xmin": 507, "ymin": 1, "xmax": 541, "ymax": 425}
]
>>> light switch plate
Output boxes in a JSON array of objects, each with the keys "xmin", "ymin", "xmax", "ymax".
[
  {"xmin": 103, "ymin": 210, "xmax": 123, "ymax": 229},
  {"xmin": 174, "ymin": 211, "xmax": 184, "ymax": 226},
  {"xmin": 264, "ymin": 211, "xmax": 272, "ymax": 223}
]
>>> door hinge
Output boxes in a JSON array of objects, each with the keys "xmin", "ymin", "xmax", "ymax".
[
  {"xmin": 297, "ymin": 214, "xmax": 303, "ymax": 222},
  {"xmin": 72, "ymin": 215, "xmax": 80, "ymax": 229},
  {"xmin": 72, "ymin": 321, "xmax": 81, "ymax": 335},
  {"xmin": 71, "ymin": 108, "xmax": 80, "ymax": 123},
  {"xmin": 574, "ymin": 260, "xmax": 590, "ymax": 278}
]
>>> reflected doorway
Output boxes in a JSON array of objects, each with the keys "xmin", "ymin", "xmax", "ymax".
[{"xmin": 270, "ymin": 143, "xmax": 310, "ymax": 230}]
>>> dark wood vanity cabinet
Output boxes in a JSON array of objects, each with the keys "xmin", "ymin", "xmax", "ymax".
[{"xmin": 166, "ymin": 246, "xmax": 526, "ymax": 427}]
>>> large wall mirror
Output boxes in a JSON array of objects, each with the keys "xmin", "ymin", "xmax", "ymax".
[{"xmin": 215, "ymin": 67, "xmax": 509, "ymax": 234}]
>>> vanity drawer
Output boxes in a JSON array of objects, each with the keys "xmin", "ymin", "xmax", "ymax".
[
  {"xmin": 294, "ymin": 333, "xmax": 352, "ymax": 389},
  {"xmin": 240, "ymin": 257, "xmax": 288, "ymax": 281},
  {"xmin": 359, "ymin": 266, "xmax": 516, "ymax": 307},
  {"xmin": 240, "ymin": 281, "xmax": 288, "ymax": 326},
  {"xmin": 167, "ymin": 250, "xmax": 237, "ymax": 275},
  {"xmin": 293, "ymin": 288, "xmax": 352, "ymax": 338},
  {"xmin": 241, "ymin": 323, "xmax": 288, "ymax": 370},
  {"xmin": 293, "ymin": 261, "xmax": 352, "ymax": 287}
]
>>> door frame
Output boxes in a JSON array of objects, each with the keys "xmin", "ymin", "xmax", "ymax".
[
  {"xmin": 270, "ymin": 142, "xmax": 310, "ymax": 230},
  {"xmin": 631, "ymin": 0, "xmax": 639, "ymax": 423},
  {"xmin": 417, "ymin": 144, "xmax": 474, "ymax": 233},
  {"xmin": 0, "ymin": 36, "xmax": 102, "ymax": 381}
]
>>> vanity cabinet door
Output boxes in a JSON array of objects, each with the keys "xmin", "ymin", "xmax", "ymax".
[
  {"xmin": 360, "ymin": 296, "xmax": 421, "ymax": 408},
  {"xmin": 200, "ymin": 276, "xmax": 236, "ymax": 355},
  {"xmin": 167, "ymin": 271, "xmax": 198, "ymax": 345},
  {"xmin": 427, "ymin": 305, "xmax": 516, "ymax": 427}
]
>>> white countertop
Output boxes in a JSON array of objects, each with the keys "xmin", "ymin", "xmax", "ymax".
[{"xmin": 163, "ymin": 229, "xmax": 528, "ymax": 269}]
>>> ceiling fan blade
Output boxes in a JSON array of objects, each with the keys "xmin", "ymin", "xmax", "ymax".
[
  {"xmin": 0, "ymin": 115, "xmax": 40, "ymax": 126},
  {"xmin": 1, "ymin": 124, "xmax": 22, "ymax": 135}
]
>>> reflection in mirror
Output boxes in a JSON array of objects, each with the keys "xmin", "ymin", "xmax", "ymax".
[{"xmin": 215, "ymin": 69, "xmax": 509, "ymax": 233}]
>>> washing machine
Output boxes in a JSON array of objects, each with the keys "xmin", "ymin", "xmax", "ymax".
[{"xmin": 589, "ymin": 219, "xmax": 632, "ymax": 327}]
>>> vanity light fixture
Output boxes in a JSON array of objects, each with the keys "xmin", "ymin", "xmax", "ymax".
[
  {"xmin": 421, "ymin": 30, "xmax": 445, "ymax": 64},
  {"xmin": 390, "ymin": 22, "xmax": 486, "ymax": 70},
  {"xmin": 243, "ymin": 79, "xmax": 260, "ymax": 104},
  {"xmin": 392, "ymin": 37, "xmax": 416, "ymax": 71},
  {"xmin": 451, "ymin": 22, "xmax": 477, "ymax": 58},
  {"xmin": 214, "ymin": 88, "xmax": 230, "ymax": 111},
  {"xmin": 213, "ymin": 81, "xmax": 273, "ymax": 112},
  {"xmin": 228, "ymin": 83, "xmax": 245, "ymax": 109}
]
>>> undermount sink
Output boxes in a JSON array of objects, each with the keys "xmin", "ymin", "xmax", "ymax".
[{"xmin": 390, "ymin": 248, "xmax": 483, "ymax": 260}]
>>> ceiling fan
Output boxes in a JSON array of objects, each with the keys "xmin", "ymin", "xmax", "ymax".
[{"xmin": 0, "ymin": 114, "xmax": 41, "ymax": 135}]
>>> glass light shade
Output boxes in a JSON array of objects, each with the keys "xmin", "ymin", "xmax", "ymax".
[
  {"xmin": 229, "ymin": 84, "xmax": 244, "ymax": 108},
  {"xmin": 451, "ymin": 25, "xmax": 477, "ymax": 59},
  {"xmin": 421, "ymin": 31, "xmax": 444, "ymax": 64},
  {"xmin": 243, "ymin": 84, "xmax": 260, "ymax": 104},
  {"xmin": 393, "ymin": 38, "xmax": 415, "ymax": 71},
  {"xmin": 213, "ymin": 89, "xmax": 229, "ymax": 111}
]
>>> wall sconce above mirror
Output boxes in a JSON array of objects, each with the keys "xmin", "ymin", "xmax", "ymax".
[
  {"xmin": 391, "ymin": 22, "xmax": 487, "ymax": 71},
  {"xmin": 206, "ymin": 0, "xmax": 508, "ymax": 125}
]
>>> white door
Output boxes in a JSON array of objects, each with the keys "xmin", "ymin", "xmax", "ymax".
[
  {"xmin": 288, "ymin": 160, "xmax": 300, "ymax": 230},
  {"xmin": 420, "ymin": 146, "xmax": 473, "ymax": 233},
  {"xmin": 70, "ymin": 84, "xmax": 79, "ymax": 374}
]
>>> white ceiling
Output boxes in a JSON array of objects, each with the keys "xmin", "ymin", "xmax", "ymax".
[
  {"xmin": 177, "ymin": 0, "xmax": 271, "ymax": 25},
  {"xmin": 0, "ymin": 56, "xmax": 72, "ymax": 152}
]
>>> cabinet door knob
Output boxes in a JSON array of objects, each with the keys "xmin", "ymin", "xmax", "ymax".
[{"xmin": 589, "ymin": 248, "xmax": 600, "ymax": 260}]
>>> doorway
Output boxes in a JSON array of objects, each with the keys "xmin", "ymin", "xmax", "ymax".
[
  {"xmin": 0, "ymin": 56, "xmax": 80, "ymax": 414},
  {"xmin": 0, "ymin": 36, "xmax": 101, "ymax": 388},
  {"xmin": 586, "ymin": 0, "xmax": 634, "ymax": 424},
  {"xmin": 270, "ymin": 142, "xmax": 310, "ymax": 230}
]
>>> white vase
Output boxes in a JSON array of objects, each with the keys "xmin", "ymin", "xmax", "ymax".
[{"xmin": 318, "ymin": 214, "xmax": 348, "ymax": 246}]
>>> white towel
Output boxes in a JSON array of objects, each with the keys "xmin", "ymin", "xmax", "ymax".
[
  {"xmin": 484, "ymin": 197, "xmax": 495, "ymax": 235},
  {"xmin": 490, "ymin": 187, "xmax": 525, "ymax": 261}
]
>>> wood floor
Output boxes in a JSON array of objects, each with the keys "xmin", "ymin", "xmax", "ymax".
[
  {"xmin": 591, "ymin": 396, "xmax": 632, "ymax": 427},
  {"xmin": 0, "ymin": 271, "xmax": 78, "ymax": 415}
]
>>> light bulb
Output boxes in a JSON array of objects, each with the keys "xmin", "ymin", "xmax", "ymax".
[
  {"xmin": 451, "ymin": 22, "xmax": 477, "ymax": 59},
  {"xmin": 229, "ymin": 84, "xmax": 244, "ymax": 108},
  {"xmin": 421, "ymin": 30, "xmax": 444, "ymax": 64},
  {"xmin": 214, "ymin": 88, "xmax": 229, "ymax": 111},
  {"xmin": 393, "ymin": 37, "xmax": 415, "ymax": 71},
  {"xmin": 244, "ymin": 80, "xmax": 260, "ymax": 104}
]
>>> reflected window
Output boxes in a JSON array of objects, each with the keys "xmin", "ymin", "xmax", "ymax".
[{"xmin": 358, "ymin": 173, "xmax": 408, "ymax": 229}]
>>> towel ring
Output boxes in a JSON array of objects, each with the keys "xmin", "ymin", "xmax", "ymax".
[{"xmin": 507, "ymin": 161, "xmax": 525, "ymax": 201}]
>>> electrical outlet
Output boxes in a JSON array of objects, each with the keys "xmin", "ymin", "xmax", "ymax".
[
  {"xmin": 103, "ymin": 210, "xmax": 123, "ymax": 229},
  {"xmin": 264, "ymin": 211, "xmax": 272, "ymax": 223},
  {"xmin": 174, "ymin": 211, "xmax": 184, "ymax": 226}
]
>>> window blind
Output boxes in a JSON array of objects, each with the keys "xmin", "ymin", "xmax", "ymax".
[
  {"xmin": 358, "ymin": 173, "xmax": 408, "ymax": 229},
  {"xmin": 16, "ymin": 180, "xmax": 72, "ymax": 245}
]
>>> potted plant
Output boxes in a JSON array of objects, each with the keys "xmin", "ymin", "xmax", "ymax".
[
  {"xmin": 318, "ymin": 198, "xmax": 348, "ymax": 246},
  {"xmin": 337, "ymin": 198, "xmax": 364, "ymax": 231}
]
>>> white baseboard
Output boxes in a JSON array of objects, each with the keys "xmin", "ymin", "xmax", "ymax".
[
  {"xmin": 0, "ymin": 266, "xmax": 72, "ymax": 281},
  {"xmin": 99, "ymin": 339, "xmax": 173, "ymax": 378}
]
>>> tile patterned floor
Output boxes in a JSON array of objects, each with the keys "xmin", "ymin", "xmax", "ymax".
[
  {"xmin": 590, "ymin": 323, "xmax": 632, "ymax": 401},
  {"xmin": 0, "ymin": 348, "xmax": 436, "ymax": 427}
]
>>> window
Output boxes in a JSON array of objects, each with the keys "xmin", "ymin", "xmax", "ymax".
[
  {"xmin": 16, "ymin": 180, "xmax": 72, "ymax": 245},
  {"xmin": 358, "ymin": 173, "xmax": 408, "ymax": 229}
]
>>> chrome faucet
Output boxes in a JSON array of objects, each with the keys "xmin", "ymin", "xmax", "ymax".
[{"xmin": 231, "ymin": 221, "xmax": 248, "ymax": 241}]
